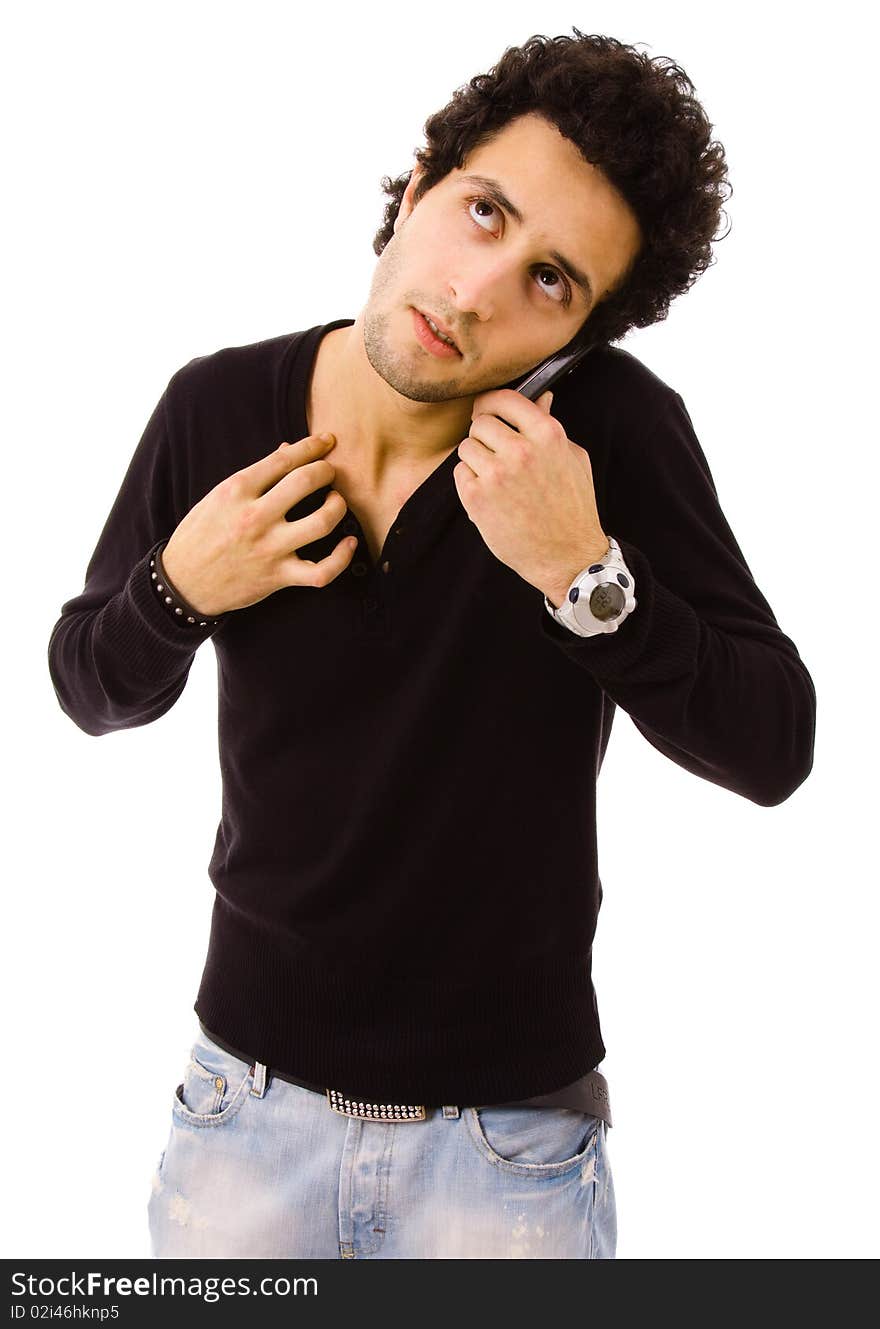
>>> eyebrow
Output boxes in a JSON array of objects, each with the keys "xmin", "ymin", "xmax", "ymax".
[{"xmin": 459, "ymin": 172, "xmax": 596, "ymax": 306}]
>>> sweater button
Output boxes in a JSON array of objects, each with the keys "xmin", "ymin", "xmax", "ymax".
[{"xmin": 381, "ymin": 560, "xmax": 390, "ymax": 574}]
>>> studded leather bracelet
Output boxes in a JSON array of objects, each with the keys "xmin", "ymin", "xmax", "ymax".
[{"xmin": 150, "ymin": 541, "xmax": 225, "ymax": 628}]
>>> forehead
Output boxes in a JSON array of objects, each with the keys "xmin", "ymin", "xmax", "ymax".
[
  {"xmin": 443, "ymin": 113, "xmax": 642, "ymax": 288},
  {"xmin": 454, "ymin": 113, "xmax": 605, "ymax": 197}
]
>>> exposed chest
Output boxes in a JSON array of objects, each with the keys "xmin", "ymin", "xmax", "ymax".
[
  {"xmin": 336, "ymin": 476, "xmax": 415, "ymax": 566},
  {"xmin": 305, "ymin": 336, "xmax": 457, "ymax": 565}
]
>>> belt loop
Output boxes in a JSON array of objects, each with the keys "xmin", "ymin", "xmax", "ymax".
[
  {"xmin": 441, "ymin": 1105, "xmax": 460, "ymax": 1119},
  {"xmin": 250, "ymin": 1061, "xmax": 268, "ymax": 1098}
]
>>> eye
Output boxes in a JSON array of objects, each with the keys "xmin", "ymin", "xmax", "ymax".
[
  {"xmin": 468, "ymin": 198, "xmax": 498, "ymax": 232},
  {"xmin": 464, "ymin": 198, "xmax": 572, "ymax": 306},
  {"xmin": 533, "ymin": 269, "xmax": 569, "ymax": 304}
]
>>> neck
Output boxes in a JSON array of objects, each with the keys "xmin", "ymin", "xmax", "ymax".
[{"xmin": 315, "ymin": 314, "xmax": 476, "ymax": 487}]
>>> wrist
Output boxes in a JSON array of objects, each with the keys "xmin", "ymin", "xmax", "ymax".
[
  {"xmin": 543, "ymin": 535, "xmax": 636, "ymax": 637},
  {"xmin": 543, "ymin": 535, "xmax": 612, "ymax": 609},
  {"xmin": 153, "ymin": 541, "xmax": 222, "ymax": 625}
]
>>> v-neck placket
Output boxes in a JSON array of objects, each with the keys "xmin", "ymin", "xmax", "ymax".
[{"xmin": 278, "ymin": 319, "xmax": 464, "ymax": 638}]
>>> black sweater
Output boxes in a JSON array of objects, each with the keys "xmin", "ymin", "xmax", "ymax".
[{"xmin": 47, "ymin": 318, "xmax": 817, "ymax": 1105}]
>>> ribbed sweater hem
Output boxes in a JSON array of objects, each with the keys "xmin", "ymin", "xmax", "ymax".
[{"xmin": 193, "ymin": 896, "xmax": 607, "ymax": 1105}]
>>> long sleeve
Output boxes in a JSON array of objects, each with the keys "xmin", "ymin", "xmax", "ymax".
[
  {"xmin": 540, "ymin": 389, "xmax": 817, "ymax": 807},
  {"xmin": 47, "ymin": 367, "xmax": 223, "ymax": 737}
]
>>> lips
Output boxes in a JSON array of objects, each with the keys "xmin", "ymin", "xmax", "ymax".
[{"xmin": 416, "ymin": 308, "xmax": 460, "ymax": 353}]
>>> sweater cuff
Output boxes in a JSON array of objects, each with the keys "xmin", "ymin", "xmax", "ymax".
[
  {"xmin": 106, "ymin": 539, "xmax": 226, "ymax": 684},
  {"xmin": 538, "ymin": 536, "xmax": 700, "ymax": 681}
]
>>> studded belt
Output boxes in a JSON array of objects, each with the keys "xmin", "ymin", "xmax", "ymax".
[
  {"xmin": 198, "ymin": 1018, "xmax": 609, "ymax": 1124},
  {"xmin": 244, "ymin": 1058, "xmax": 428, "ymax": 1120},
  {"xmin": 326, "ymin": 1087, "xmax": 427, "ymax": 1122}
]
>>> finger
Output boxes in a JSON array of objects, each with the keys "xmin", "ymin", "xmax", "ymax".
[
  {"xmin": 538, "ymin": 390, "xmax": 554, "ymax": 413},
  {"xmin": 262, "ymin": 452, "xmax": 340, "ymax": 520},
  {"xmin": 465, "ymin": 412, "xmax": 514, "ymax": 456},
  {"xmin": 456, "ymin": 435, "xmax": 490, "ymax": 477},
  {"xmin": 279, "ymin": 487, "xmax": 349, "ymax": 547},
  {"xmin": 281, "ymin": 532, "xmax": 359, "ymax": 589},
  {"xmin": 470, "ymin": 387, "xmax": 551, "ymax": 433},
  {"xmin": 249, "ymin": 433, "xmax": 337, "ymax": 500}
]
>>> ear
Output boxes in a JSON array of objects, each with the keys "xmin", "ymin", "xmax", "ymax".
[{"xmin": 394, "ymin": 160, "xmax": 427, "ymax": 233}]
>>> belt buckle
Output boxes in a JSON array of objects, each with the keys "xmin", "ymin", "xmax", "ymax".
[{"xmin": 326, "ymin": 1087, "xmax": 426, "ymax": 1121}]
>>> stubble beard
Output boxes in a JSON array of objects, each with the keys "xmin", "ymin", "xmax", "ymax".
[
  {"xmin": 361, "ymin": 229, "xmax": 544, "ymax": 401},
  {"xmin": 361, "ymin": 238, "xmax": 467, "ymax": 402}
]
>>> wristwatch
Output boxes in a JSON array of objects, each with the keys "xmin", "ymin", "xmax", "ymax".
[{"xmin": 543, "ymin": 536, "xmax": 637, "ymax": 637}]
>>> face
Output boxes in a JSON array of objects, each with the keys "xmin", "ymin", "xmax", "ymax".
[{"xmin": 361, "ymin": 111, "xmax": 643, "ymax": 403}]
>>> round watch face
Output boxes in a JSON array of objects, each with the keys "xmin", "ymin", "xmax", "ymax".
[
  {"xmin": 569, "ymin": 578, "xmax": 625, "ymax": 624},
  {"xmin": 587, "ymin": 581, "xmax": 626, "ymax": 621}
]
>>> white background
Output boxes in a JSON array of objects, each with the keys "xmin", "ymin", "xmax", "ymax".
[{"xmin": 4, "ymin": 0, "xmax": 877, "ymax": 1259}]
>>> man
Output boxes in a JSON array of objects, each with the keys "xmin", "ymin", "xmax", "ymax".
[{"xmin": 47, "ymin": 32, "xmax": 816, "ymax": 1259}]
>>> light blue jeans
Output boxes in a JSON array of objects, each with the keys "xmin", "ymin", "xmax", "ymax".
[{"xmin": 148, "ymin": 1025, "xmax": 617, "ymax": 1259}]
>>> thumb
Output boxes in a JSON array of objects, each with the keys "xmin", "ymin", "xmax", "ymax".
[{"xmin": 539, "ymin": 389, "xmax": 554, "ymax": 413}]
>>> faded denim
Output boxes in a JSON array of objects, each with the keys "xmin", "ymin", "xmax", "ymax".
[{"xmin": 148, "ymin": 1024, "xmax": 617, "ymax": 1259}]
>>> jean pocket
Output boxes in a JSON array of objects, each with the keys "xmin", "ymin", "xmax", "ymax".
[
  {"xmin": 171, "ymin": 1031, "xmax": 253, "ymax": 1128},
  {"xmin": 466, "ymin": 1105, "xmax": 602, "ymax": 1177}
]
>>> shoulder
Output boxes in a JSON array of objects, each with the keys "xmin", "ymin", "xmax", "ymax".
[
  {"xmin": 156, "ymin": 330, "xmax": 310, "ymax": 497},
  {"xmin": 554, "ymin": 342, "xmax": 680, "ymax": 427},
  {"xmin": 164, "ymin": 329, "xmax": 304, "ymax": 413},
  {"xmin": 552, "ymin": 342, "xmax": 697, "ymax": 489}
]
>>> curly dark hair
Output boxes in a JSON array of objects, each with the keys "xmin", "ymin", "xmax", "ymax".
[{"xmin": 373, "ymin": 30, "xmax": 732, "ymax": 348}]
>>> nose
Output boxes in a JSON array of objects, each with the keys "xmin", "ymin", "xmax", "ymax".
[
  {"xmin": 447, "ymin": 251, "xmax": 519, "ymax": 325},
  {"xmin": 447, "ymin": 279, "xmax": 492, "ymax": 326}
]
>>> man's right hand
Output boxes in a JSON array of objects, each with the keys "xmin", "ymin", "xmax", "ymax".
[{"xmin": 159, "ymin": 433, "xmax": 357, "ymax": 617}]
